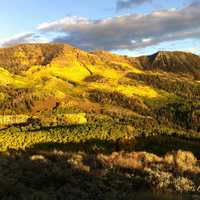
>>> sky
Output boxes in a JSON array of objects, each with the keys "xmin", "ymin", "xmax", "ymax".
[{"xmin": 0, "ymin": 0, "xmax": 200, "ymax": 56}]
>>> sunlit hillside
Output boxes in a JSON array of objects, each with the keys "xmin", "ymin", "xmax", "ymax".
[
  {"xmin": 1, "ymin": 44, "xmax": 199, "ymax": 115},
  {"xmin": 0, "ymin": 44, "xmax": 200, "ymax": 197}
]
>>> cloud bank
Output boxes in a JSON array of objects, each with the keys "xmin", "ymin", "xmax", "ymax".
[
  {"xmin": 2, "ymin": 2, "xmax": 200, "ymax": 52},
  {"xmin": 1, "ymin": 33, "xmax": 49, "ymax": 47},
  {"xmin": 116, "ymin": 0, "xmax": 153, "ymax": 10},
  {"xmin": 1, "ymin": 33, "xmax": 35, "ymax": 47}
]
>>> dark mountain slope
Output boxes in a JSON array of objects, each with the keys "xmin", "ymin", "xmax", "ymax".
[{"xmin": 136, "ymin": 51, "xmax": 200, "ymax": 77}]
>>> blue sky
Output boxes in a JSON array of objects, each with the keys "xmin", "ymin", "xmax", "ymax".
[{"xmin": 0, "ymin": 0, "xmax": 200, "ymax": 56}]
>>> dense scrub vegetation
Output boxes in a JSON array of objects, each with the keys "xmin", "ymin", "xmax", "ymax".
[
  {"xmin": 89, "ymin": 89, "xmax": 149, "ymax": 115},
  {"xmin": 127, "ymin": 72, "xmax": 200, "ymax": 99},
  {"xmin": 0, "ymin": 144, "xmax": 200, "ymax": 199},
  {"xmin": 0, "ymin": 86, "xmax": 36, "ymax": 114},
  {"xmin": 155, "ymin": 101, "xmax": 200, "ymax": 131}
]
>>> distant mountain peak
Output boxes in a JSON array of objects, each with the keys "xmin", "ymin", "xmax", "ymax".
[{"xmin": 137, "ymin": 50, "xmax": 200, "ymax": 75}]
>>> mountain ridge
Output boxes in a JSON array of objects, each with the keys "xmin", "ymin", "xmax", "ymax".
[{"xmin": 0, "ymin": 43, "xmax": 199, "ymax": 77}]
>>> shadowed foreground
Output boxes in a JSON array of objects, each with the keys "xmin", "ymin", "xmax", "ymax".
[{"xmin": 0, "ymin": 140, "xmax": 200, "ymax": 199}]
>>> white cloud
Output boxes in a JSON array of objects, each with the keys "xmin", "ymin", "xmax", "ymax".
[
  {"xmin": 37, "ymin": 16, "xmax": 91, "ymax": 32},
  {"xmin": 36, "ymin": 2, "xmax": 200, "ymax": 51},
  {"xmin": 1, "ymin": 33, "xmax": 34, "ymax": 47},
  {"xmin": 185, "ymin": 47, "xmax": 198, "ymax": 53},
  {"xmin": 142, "ymin": 38, "xmax": 152, "ymax": 43},
  {"xmin": 116, "ymin": 0, "xmax": 153, "ymax": 10}
]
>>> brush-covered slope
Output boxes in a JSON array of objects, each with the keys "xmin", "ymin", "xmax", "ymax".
[{"xmin": 0, "ymin": 43, "xmax": 199, "ymax": 132}]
